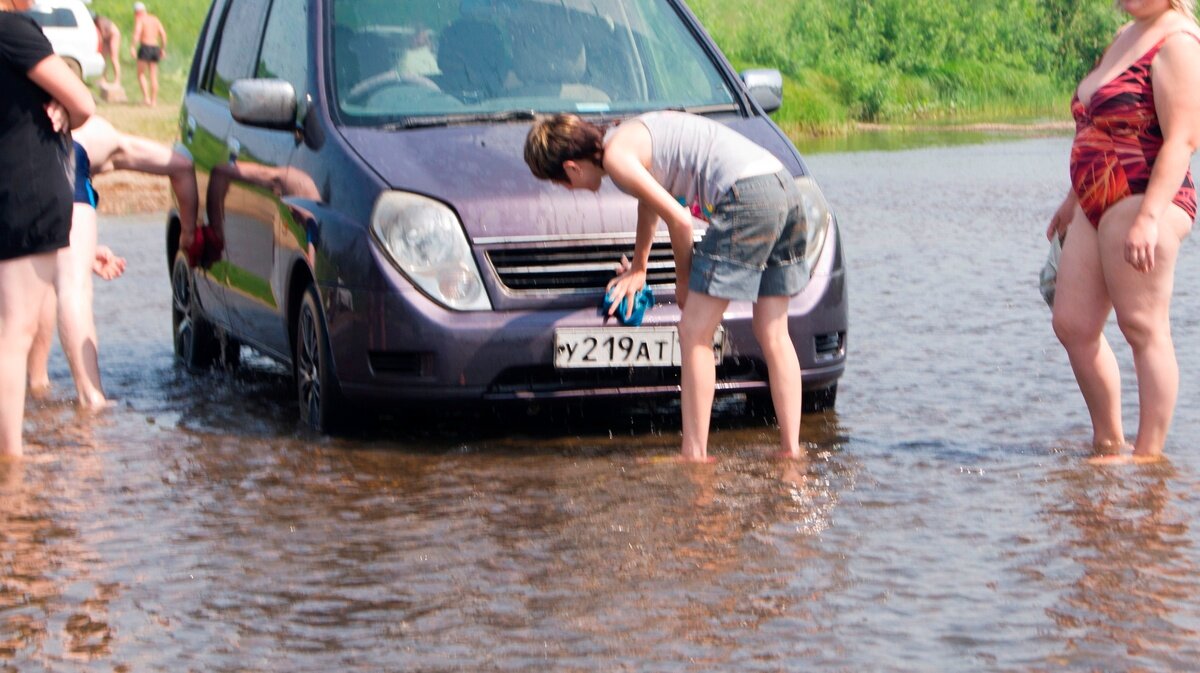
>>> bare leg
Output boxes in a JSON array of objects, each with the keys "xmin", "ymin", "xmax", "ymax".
[
  {"xmin": 678, "ymin": 291, "xmax": 729, "ymax": 462},
  {"xmin": 108, "ymin": 136, "xmax": 197, "ymax": 244},
  {"xmin": 0, "ymin": 252, "xmax": 57, "ymax": 459},
  {"xmin": 1053, "ymin": 210, "xmax": 1125, "ymax": 450},
  {"xmin": 752, "ymin": 295, "xmax": 803, "ymax": 458},
  {"xmin": 136, "ymin": 59, "xmax": 150, "ymax": 105},
  {"xmin": 148, "ymin": 62, "xmax": 159, "ymax": 107},
  {"xmin": 28, "ymin": 284, "xmax": 56, "ymax": 397},
  {"xmin": 76, "ymin": 117, "xmax": 199, "ymax": 250},
  {"xmin": 1099, "ymin": 198, "xmax": 1191, "ymax": 458},
  {"xmin": 107, "ymin": 32, "xmax": 121, "ymax": 83},
  {"xmin": 54, "ymin": 205, "xmax": 107, "ymax": 409}
]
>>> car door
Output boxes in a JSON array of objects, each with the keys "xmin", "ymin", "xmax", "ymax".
[
  {"xmin": 182, "ymin": 0, "xmax": 272, "ymax": 334},
  {"xmin": 189, "ymin": 0, "xmax": 272, "ymax": 348},
  {"xmin": 221, "ymin": 0, "xmax": 311, "ymax": 360}
]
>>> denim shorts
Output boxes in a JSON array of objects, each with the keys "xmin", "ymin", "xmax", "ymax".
[{"xmin": 689, "ymin": 170, "xmax": 809, "ymax": 302}]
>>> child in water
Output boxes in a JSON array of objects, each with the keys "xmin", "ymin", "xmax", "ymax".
[{"xmin": 524, "ymin": 111, "xmax": 809, "ymax": 462}]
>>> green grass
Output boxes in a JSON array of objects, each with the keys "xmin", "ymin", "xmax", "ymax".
[{"xmin": 86, "ymin": 0, "xmax": 210, "ymax": 141}]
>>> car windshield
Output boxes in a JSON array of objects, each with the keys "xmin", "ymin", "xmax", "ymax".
[{"xmin": 330, "ymin": 0, "xmax": 738, "ymax": 125}]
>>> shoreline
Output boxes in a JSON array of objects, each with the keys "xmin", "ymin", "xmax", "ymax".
[
  {"xmin": 95, "ymin": 119, "xmax": 1077, "ymax": 216},
  {"xmin": 853, "ymin": 120, "xmax": 1073, "ymax": 134}
]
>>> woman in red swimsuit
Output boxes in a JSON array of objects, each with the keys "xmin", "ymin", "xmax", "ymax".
[{"xmin": 1047, "ymin": 0, "xmax": 1200, "ymax": 463}]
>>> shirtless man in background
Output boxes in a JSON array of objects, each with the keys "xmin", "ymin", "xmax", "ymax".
[{"xmin": 130, "ymin": 2, "xmax": 166, "ymax": 106}]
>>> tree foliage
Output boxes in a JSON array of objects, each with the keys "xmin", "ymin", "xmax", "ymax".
[{"xmin": 690, "ymin": 0, "xmax": 1124, "ymax": 127}]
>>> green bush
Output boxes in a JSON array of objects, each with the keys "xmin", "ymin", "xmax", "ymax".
[{"xmin": 692, "ymin": 0, "xmax": 1124, "ymax": 132}]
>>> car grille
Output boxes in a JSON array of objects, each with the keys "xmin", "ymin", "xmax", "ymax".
[{"xmin": 486, "ymin": 240, "xmax": 677, "ymax": 293}]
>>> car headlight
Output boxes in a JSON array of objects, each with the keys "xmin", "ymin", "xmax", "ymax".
[
  {"xmin": 794, "ymin": 175, "xmax": 834, "ymax": 275},
  {"xmin": 371, "ymin": 192, "xmax": 491, "ymax": 311}
]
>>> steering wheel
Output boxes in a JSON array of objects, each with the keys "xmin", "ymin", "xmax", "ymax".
[{"xmin": 345, "ymin": 72, "xmax": 442, "ymax": 107}]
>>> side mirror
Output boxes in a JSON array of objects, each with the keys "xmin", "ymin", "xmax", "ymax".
[
  {"xmin": 230, "ymin": 79, "xmax": 298, "ymax": 129},
  {"xmin": 740, "ymin": 69, "xmax": 783, "ymax": 114}
]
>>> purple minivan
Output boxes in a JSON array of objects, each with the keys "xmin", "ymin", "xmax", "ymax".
[{"xmin": 170, "ymin": 0, "xmax": 847, "ymax": 431}]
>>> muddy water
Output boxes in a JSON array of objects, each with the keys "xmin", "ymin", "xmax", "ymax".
[{"xmin": 5, "ymin": 136, "xmax": 1200, "ymax": 672}]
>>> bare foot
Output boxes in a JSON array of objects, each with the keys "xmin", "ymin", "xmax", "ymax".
[
  {"xmin": 29, "ymin": 381, "xmax": 52, "ymax": 401},
  {"xmin": 637, "ymin": 454, "xmax": 717, "ymax": 465},
  {"xmin": 1088, "ymin": 452, "xmax": 1165, "ymax": 466},
  {"xmin": 77, "ymin": 396, "xmax": 115, "ymax": 413}
]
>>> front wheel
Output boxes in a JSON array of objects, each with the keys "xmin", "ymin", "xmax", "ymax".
[
  {"xmin": 746, "ymin": 382, "xmax": 838, "ymax": 419},
  {"xmin": 171, "ymin": 255, "xmax": 220, "ymax": 371},
  {"xmin": 64, "ymin": 58, "xmax": 83, "ymax": 81},
  {"xmin": 295, "ymin": 285, "xmax": 345, "ymax": 433}
]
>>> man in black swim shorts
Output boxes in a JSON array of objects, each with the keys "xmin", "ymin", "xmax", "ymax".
[
  {"xmin": 136, "ymin": 43, "xmax": 160, "ymax": 63},
  {"xmin": 130, "ymin": 2, "xmax": 166, "ymax": 106}
]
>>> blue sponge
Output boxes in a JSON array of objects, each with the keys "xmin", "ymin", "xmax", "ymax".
[{"xmin": 603, "ymin": 287, "xmax": 655, "ymax": 326}]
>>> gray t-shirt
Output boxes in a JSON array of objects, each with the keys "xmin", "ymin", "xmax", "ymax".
[{"xmin": 611, "ymin": 111, "xmax": 779, "ymax": 217}]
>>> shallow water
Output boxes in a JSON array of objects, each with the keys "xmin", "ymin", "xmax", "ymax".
[{"xmin": 4, "ymin": 136, "xmax": 1200, "ymax": 672}]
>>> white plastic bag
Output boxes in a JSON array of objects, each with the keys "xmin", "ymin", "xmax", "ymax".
[{"xmin": 1039, "ymin": 235, "xmax": 1063, "ymax": 308}]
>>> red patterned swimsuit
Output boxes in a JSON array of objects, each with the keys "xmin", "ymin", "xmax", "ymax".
[{"xmin": 1070, "ymin": 32, "xmax": 1200, "ymax": 227}]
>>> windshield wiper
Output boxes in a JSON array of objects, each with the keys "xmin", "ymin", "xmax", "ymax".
[
  {"xmin": 667, "ymin": 103, "xmax": 741, "ymax": 115},
  {"xmin": 382, "ymin": 109, "xmax": 537, "ymax": 130}
]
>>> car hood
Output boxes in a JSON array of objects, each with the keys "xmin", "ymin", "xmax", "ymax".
[{"xmin": 338, "ymin": 117, "xmax": 802, "ymax": 242}]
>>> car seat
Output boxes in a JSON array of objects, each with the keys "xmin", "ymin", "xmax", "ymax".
[
  {"xmin": 435, "ymin": 19, "xmax": 510, "ymax": 103},
  {"xmin": 507, "ymin": 11, "xmax": 609, "ymax": 103}
]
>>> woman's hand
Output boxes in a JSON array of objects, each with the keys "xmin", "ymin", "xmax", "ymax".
[
  {"xmin": 93, "ymin": 246, "xmax": 127, "ymax": 280},
  {"xmin": 1047, "ymin": 193, "xmax": 1075, "ymax": 241},
  {"xmin": 605, "ymin": 256, "xmax": 647, "ymax": 320},
  {"xmin": 1125, "ymin": 214, "xmax": 1158, "ymax": 273},
  {"xmin": 44, "ymin": 100, "xmax": 68, "ymax": 133}
]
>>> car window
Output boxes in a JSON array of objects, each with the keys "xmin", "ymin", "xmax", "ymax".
[
  {"xmin": 206, "ymin": 0, "xmax": 270, "ymax": 100},
  {"xmin": 330, "ymin": 0, "xmax": 737, "ymax": 125},
  {"xmin": 25, "ymin": 7, "xmax": 78, "ymax": 28},
  {"xmin": 257, "ymin": 0, "xmax": 309, "ymax": 101}
]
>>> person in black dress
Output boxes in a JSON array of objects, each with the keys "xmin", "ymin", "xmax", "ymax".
[{"xmin": 0, "ymin": 0, "xmax": 94, "ymax": 459}]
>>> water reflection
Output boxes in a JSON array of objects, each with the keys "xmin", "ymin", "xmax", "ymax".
[
  {"xmin": 8, "ymin": 137, "xmax": 1200, "ymax": 670},
  {"xmin": 1040, "ymin": 463, "xmax": 1199, "ymax": 668},
  {"xmin": 55, "ymin": 345, "xmax": 852, "ymax": 670},
  {"xmin": 0, "ymin": 408, "xmax": 116, "ymax": 664}
]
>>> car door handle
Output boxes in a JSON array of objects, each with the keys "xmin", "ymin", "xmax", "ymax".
[{"xmin": 185, "ymin": 116, "xmax": 196, "ymax": 144}]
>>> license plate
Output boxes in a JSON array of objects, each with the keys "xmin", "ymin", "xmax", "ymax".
[{"xmin": 553, "ymin": 326, "xmax": 725, "ymax": 369}]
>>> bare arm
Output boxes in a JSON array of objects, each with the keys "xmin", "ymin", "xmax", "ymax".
[
  {"xmin": 157, "ymin": 20, "xmax": 167, "ymax": 55},
  {"xmin": 603, "ymin": 124, "xmax": 696, "ymax": 312},
  {"xmin": 1047, "ymin": 189, "xmax": 1078, "ymax": 241},
  {"xmin": 27, "ymin": 56, "xmax": 93, "ymax": 129},
  {"xmin": 1132, "ymin": 33, "xmax": 1200, "ymax": 272},
  {"xmin": 130, "ymin": 18, "xmax": 142, "ymax": 57}
]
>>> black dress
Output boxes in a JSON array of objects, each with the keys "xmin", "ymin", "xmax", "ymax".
[{"xmin": 0, "ymin": 12, "xmax": 72, "ymax": 261}]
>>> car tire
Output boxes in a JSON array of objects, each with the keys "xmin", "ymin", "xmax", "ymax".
[
  {"xmin": 295, "ymin": 285, "xmax": 345, "ymax": 433},
  {"xmin": 64, "ymin": 57, "xmax": 82, "ymax": 81},
  {"xmin": 171, "ymin": 254, "xmax": 221, "ymax": 372},
  {"xmin": 803, "ymin": 383, "xmax": 837, "ymax": 413},
  {"xmin": 747, "ymin": 382, "xmax": 838, "ymax": 419}
]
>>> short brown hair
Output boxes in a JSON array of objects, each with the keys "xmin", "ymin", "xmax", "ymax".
[{"xmin": 524, "ymin": 114, "xmax": 606, "ymax": 182}]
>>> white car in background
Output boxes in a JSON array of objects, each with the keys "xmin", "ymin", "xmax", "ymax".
[{"xmin": 25, "ymin": 0, "xmax": 103, "ymax": 80}]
